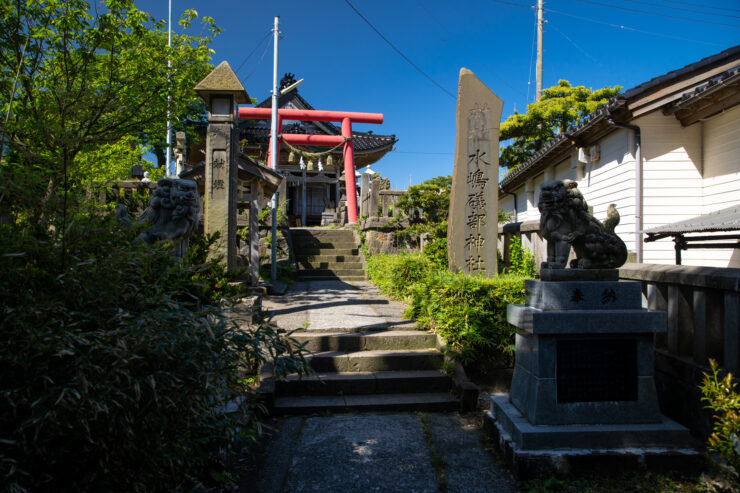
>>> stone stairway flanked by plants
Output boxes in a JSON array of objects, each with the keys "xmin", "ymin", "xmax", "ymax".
[
  {"xmin": 260, "ymin": 281, "xmax": 478, "ymax": 415},
  {"xmin": 291, "ymin": 228, "xmax": 366, "ymax": 282}
]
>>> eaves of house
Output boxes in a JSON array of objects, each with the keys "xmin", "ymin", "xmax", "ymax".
[{"xmin": 498, "ymin": 45, "xmax": 740, "ymax": 199}]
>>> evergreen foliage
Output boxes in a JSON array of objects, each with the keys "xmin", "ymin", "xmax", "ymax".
[
  {"xmin": 366, "ymin": 253, "xmax": 528, "ymax": 369},
  {"xmin": 499, "ymin": 80, "xmax": 621, "ymax": 170},
  {"xmin": 505, "ymin": 235, "xmax": 538, "ymax": 278},
  {"xmin": 701, "ymin": 359, "xmax": 740, "ymax": 480},
  {"xmin": 0, "ymin": 214, "xmax": 310, "ymax": 491}
]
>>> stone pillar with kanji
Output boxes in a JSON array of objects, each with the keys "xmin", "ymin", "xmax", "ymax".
[
  {"xmin": 194, "ymin": 61, "xmax": 250, "ymax": 269},
  {"xmin": 448, "ymin": 68, "xmax": 503, "ymax": 276}
]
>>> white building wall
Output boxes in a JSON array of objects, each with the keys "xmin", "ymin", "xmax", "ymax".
[
  {"xmin": 499, "ymin": 104, "xmax": 740, "ymax": 269},
  {"xmin": 701, "ymin": 105, "xmax": 740, "ymax": 267},
  {"xmin": 703, "ymin": 104, "xmax": 740, "ymax": 212},
  {"xmin": 635, "ymin": 112, "xmax": 704, "ymax": 265},
  {"xmin": 576, "ymin": 129, "xmax": 638, "ymax": 255}
]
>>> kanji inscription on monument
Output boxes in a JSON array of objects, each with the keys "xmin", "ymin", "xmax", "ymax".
[{"xmin": 448, "ymin": 69, "xmax": 503, "ymax": 276}]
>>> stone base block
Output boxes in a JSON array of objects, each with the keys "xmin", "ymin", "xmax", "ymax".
[
  {"xmin": 540, "ymin": 268, "xmax": 619, "ymax": 282},
  {"xmin": 485, "ymin": 395, "xmax": 702, "ymax": 479}
]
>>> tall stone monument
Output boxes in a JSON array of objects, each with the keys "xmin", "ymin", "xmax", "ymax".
[
  {"xmin": 448, "ymin": 69, "xmax": 503, "ymax": 277},
  {"xmin": 194, "ymin": 61, "xmax": 250, "ymax": 270}
]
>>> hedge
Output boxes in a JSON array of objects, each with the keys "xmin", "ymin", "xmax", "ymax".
[{"xmin": 367, "ymin": 253, "xmax": 527, "ymax": 368}]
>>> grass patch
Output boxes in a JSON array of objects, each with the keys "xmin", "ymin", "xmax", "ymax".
[
  {"xmin": 417, "ymin": 412, "xmax": 448, "ymax": 492},
  {"xmin": 521, "ymin": 471, "xmax": 725, "ymax": 493}
]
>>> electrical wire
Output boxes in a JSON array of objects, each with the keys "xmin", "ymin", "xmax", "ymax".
[
  {"xmin": 549, "ymin": 23, "xmax": 605, "ymax": 69},
  {"xmin": 241, "ymin": 36, "xmax": 273, "ymax": 84},
  {"xmin": 545, "ymin": 7, "xmax": 725, "ymax": 45},
  {"xmin": 489, "ymin": 0, "xmax": 534, "ymax": 9},
  {"xmin": 234, "ymin": 31, "xmax": 272, "ymax": 75},
  {"xmin": 344, "ymin": 0, "xmax": 456, "ymax": 100},
  {"xmin": 651, "ymin": 0, "xmax": 740, "ymax": 13},
  {"xmin": 618, "ymin": 0, "xmax": 740, "ymax": 18},
  {"xmin": 573, "ymin": 0, "xmax": 740, "ymax": 27}
]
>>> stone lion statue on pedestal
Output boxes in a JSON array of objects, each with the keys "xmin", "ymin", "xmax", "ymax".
[{"xmin": 538, "ymin": 179, "xmax": 628, "ymax": 270}]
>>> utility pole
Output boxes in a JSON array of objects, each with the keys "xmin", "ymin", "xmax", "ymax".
[
  {"xmin": 536, "ymin": 0, "xmax": 544, "ymax": 101},
  {"xmin": 270, "ymin": 16, "xmax": 280, "ymax": 282}
]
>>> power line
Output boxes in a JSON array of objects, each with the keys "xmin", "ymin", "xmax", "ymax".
[
  {"xmin": 573, "ymin": 0, "xmax": 740, "ymax": 28},
  {"xmin": 234, "ymin": 31, "xmax": 272, "ymax": 75},
  {"xmin": 545, "ymin": 7, "xmax": 725, "ymax": 45},
  {"xmin": 652, "ymin": 0, "xmax": 740, "ymax": 13},
  {"xmin": 489, "ymin": 0, "xmax": 534, "ymax": 9},
  {"xmin": 414, "ymin": 0, "xmax": 527, "ymax": 97},
  {"xmin": 549, "ymin": 23, "xmax": 606, "ymax": 70},
  {"xmin": 241, "ymin": 36, "xmax": 273, "ymax": 85},
  {"xmin": 619, "ymin": 0, "xmax": 740, "ymax": 18},
  {"xmin": 344, "ymin": 0, "xmax": 456, "ymax": 99}
]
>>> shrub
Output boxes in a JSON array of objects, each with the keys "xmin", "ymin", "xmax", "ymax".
[
  {"xmin": 366, "ymin": 252, "xmax": 527, "ymax": 369},
  {"xmin": 423, "ymin": 220, "xmax": 448, "ymax": 270},
  {"xmin": 505, "ymin": 235, "xmax": 537, "ymax": 278},
  {"xmin": 700, "ymin": 359, "xmax": 740, "ymax": 478},
  {"xmin": 0, "ymin": 213, "xmax": 309, "ymax": 492},
  {"xmin": 407, "ymin": 271, "xmax": 526, "ymax": 366},
  {"xmin": 366, "ymin": 252, "xmax": 433, "ymax": 301}
]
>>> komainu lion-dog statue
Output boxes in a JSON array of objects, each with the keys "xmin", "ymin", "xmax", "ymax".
[
  {"xmin": 538, "ymin": 179, "xmax": 628, "ymax": 270},
  {"xmin": 116, "ymin": 178, "xmax": 200, "ymax": 259}
]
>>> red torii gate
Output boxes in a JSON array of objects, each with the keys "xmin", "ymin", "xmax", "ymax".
[{"xmin": 237, "ymin": 107, "xmax": 384, "ymax": 224}]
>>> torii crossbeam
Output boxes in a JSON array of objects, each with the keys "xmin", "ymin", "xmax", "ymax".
[{"xmin": 238, "ymin": 107, "xmax": 384, "ymax": 224}]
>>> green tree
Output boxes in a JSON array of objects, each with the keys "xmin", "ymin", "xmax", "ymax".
[
  {"xmin": 499, "ymin": 80, "xmax": 621, "ymax": 170},
  {"xmin": 396, "ymin": 175, "xmax": 452, "ymax": 223},
  {"xmin": 0, "ymin": 0, "xmax": 218, "ymax": 219}
]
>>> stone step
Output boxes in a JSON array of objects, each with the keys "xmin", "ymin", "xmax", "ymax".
[
  {"xmin": 297, "ymin": 275, "xmax": 367, "ymax": 282},
  {"xmin": 307, "ymin": 349, "xmax": 444, "ymax": 372},
  {"xmin": 292, "ymin": 241, "xmax": 359, "ymax": 250},
  {"xmin": 291, "ymin": 330, "xmax": 436, "ymax": 352},
  {"xmin": 295, "ymin": 254, "xmax": 363, "ymax": 263},
  {"xmin": 297, "ymin": 260, "xmax": 364, "ymax": 270},
  {"xmin": 276, "ymin": 370, "xmax": 452, "ymax": 396},
  {"xmin": 273, "ymin": 392, "xmax": 459, "ymax": 415},
  {"xmin": 297, "ymin": 268, "xmax": 366, "ymax": 278},
  {"xmin": 297, "ymin": 248, "xmax": 359, "ymax": 256},
  {"xmin": 291, "ymin": 228, "xmax": 355, "ymax": 237}
]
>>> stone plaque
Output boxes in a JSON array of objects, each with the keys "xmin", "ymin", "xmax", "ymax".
[
  {"xmin": 448, "ymin": 69, "xmax": 503, "ymax": 276},
  {"xmin": 556, "ymin": 338, "xmax": 638, "ymax": 403}
]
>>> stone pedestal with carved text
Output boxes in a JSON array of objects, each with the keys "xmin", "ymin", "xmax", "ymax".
[
  {"xmin": 448, "ymin": 69, "xmax": 502, "ymax": 276},
  {"xmin": 485, "ymin": 278, "xmax": 701, "ymax": 478}
]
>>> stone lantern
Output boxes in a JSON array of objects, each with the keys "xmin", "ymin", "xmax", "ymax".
[{"xmin": 193, "ymin": 61, "xmax": 250, "ymax": 270}]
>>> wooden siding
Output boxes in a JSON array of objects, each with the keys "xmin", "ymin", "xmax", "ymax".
[
  {"xmin": 636, "ymin": 112, "xmax": 704, "ymax": 265},
  {"xmin": 703, "ymin": 104, "xmax": 740, "ymax": 213}
]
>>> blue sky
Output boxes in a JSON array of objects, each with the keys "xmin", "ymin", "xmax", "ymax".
[{"xmin": 138, "ymin": 0, "xmax": 738, "ymax": 189}]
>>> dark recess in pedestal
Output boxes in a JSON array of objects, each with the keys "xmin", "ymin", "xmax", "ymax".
[{"xmin": 557, "ymin": 339, "xmax": 638, "ymax": 403}]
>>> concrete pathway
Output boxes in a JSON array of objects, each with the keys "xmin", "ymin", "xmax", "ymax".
[
  {"xmin": 252, "ymin": 280, "xmax": 517, "ymax": 492},
  {"xmin": 263, "ymin": 280, "xmax": 416, "ymax": 333},
  {"xmin": 255, "ymin": 412, "xmax": 516, "ymax": 493}
]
